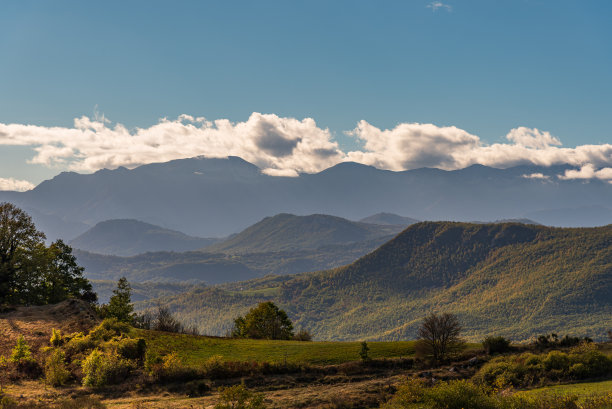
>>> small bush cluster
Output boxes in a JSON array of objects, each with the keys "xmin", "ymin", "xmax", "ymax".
[
  {"xmin": 81, "ymin": 349, "xmax": 133, "ymax": 387},
  {"xmin": 133, "ymin": 306, "xmax": 199, "ymax": 335},
  {"xmin": 534, "ymin": 333, "xmax": 593, "ymax": 349},
  {"xmin": 482, "ymin": 336, "xmax": 511, "ymax": 355},
  {"xmin": 382, "ymin": 378, "xmax": 612, "ymax": 409},
  {"xmin": 473, "ymin": 343, "xmax": 612, "ymax": 388},
  {"xmin": 215, "ymin": 384, "xmax": 266, "ymax": 409},
  {"xmin": 36, "ymin": 319, "xmax": 148, "ymax": 388}
]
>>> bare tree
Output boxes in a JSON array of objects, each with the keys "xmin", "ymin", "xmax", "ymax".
[{"xmin": 415, "ymin": 312, "xmax": 464, "ymax": 363}]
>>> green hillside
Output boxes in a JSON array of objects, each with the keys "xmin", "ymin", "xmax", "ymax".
[
  {"xmin": 139, "ymin": 222, "xmax": 612, "ymax": 341},
  {"xmin": 205, "ymin": 213, "xmax": 404, "ymax": 254}
]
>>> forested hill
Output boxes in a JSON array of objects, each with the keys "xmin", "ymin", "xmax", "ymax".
[
  {"xmin": 205, "ymin": 213, "xmax": 404, "ymax": 254},
  {"xmin": 70, "ymin": 219, "xmax": 220, "ymax": 256},
  {"xmin": 147, "ymin": 222, "xmax": 612, "ymax": 341}
]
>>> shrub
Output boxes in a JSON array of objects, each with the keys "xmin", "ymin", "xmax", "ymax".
[
  {"xmin": 203, "ymin": 355, "xmax": 226, "ymax": 378},
  {"xmin": 148, "ymin": 351, "xmax": 198, "ymax": 382},
  {"xmin": 10, "ymin": 335, "xmax": 32, "ymax": 363},
  {"xmin": 382, "ymin": 379, "xmax": 496, "ymax": 409},
  {"xmin": 215, "ymin": 384, "xmax": 266, "ymax": 409},
  {"xmin": 359, "ymin": 341, "xmax": 370, "ymax": 362},
  {"xmin": 117, "ymin": 338, "xmax": 146, "ymax": 361},
  {"xmin": 82, "ymin": 349, "xmax": 132, "ymax": 387},
  {"xmin": 383, "ymin": 378, "xmax": 612, "ymax": 409},
  {"xmin": 88, "ymin": 318, "xmax": 130, "ymax": 341},
  {"xmin": 292, "ymin": 329, "xmax": 312, "ymax": 341},
  {"xmin": 474, "ymin": 348, "xmax": 612, "ymax": 388},
  {"xmin": 543, "ymin": 351, "xmax": 570, "ymax": 371},
  {"xmin": 64, "ymin": 332, "xmax": 95, "ymax": 355},
  {"xmin": 482, "ymin": 336, "xmax": 511, "ymax": 355},
  {"xmin": 45, "ymin": 349, "xmax": 70, "ymax": 386},
  {"xmin": 50, "ymin": 329, "xmax": 64, "ymax": 347}
]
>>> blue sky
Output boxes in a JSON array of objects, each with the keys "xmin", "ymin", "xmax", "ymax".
[{"xmin": 1, "ymin": 0, "xmax": 611, "ymax": 187}]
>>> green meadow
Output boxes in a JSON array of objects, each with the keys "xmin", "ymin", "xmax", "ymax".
[
  {"xmin": 138, "ymin": 329, "xmax": 427, "ymax": 366},
  {"xmin": 517, "ymin": 380, "xmax": 612, "ymax": 401}
]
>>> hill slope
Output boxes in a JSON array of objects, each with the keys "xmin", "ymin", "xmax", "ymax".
[
  {"xmin": 143, "ymin": 222, "xmax": 612, "ymax": 341},
  {"xmin": 206, "ymin": 213, "xmax": 404, "ymax": 254},
  {"xmin": 70, "ymin": 219, "xmax": 219, "ymax": 256}
]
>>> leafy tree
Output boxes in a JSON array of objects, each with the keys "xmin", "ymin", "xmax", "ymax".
[
  {"xmin": 42, "ymin": 240, "xmax": 97, "ymax": 304},
  {"xmin": 0, "ymin": 202, "xmax": 96, "ymax": 306},
  {"xmin": 154, "ymin": 305, "xmax": 182, "ymax": 332},
  {"xmin": 232, "ymin": 302, "xmax": 293, "ymax": 340},
  {"xmin": 104, "ymin": 277, "xmax": 134, "ymax": 323},
  {"xmin": 0, "ymin": 202, "xmax": 45, "ymax": 304},
  {"xmin": 415, "ymin": 312, "xmax": 464, "ymax": 363}
]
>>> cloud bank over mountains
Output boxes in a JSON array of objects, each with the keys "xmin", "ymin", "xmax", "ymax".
[
  {"xmin": 0, "ymin": 177, "xmax": 35, "ymax": 192},
  {"xmin": 1, "ymin": 112, "xmax": 611, "ymax": 189}
]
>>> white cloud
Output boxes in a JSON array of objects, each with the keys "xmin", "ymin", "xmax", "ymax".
[
  {"xmin": 506, "ymin": 127, "xmax": 561, "ymax": 149},
  {"xmin": 0, "ymin": 177, "xmax": 35, "ymax": 192},
  {"xmin": 346, "ymin": 121, "xmax": 612, "ymax": 177},
  {"xmin": 522, "ymin": 173, "xmax": 550, "ymax": 180},
  {"xmin": 1, "ymin": 114, "xmax": 612, "ymax": 184},
  {"xmin": 427, "ymin": 1, "xmax": 452, "ymax": 12},
  {"xmin": 0, "ymin": 113, "xmax": 344, "ymax": 177},
  {"xmin": 559, "ymin": 164, "xmax": 612, "ymax": 183}
]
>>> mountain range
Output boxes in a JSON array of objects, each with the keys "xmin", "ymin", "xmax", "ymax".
[
  {"xmin": 77, "ymin": 213, "xmax": 402, "ymax": 283},
  {"xmin": 1, "ymin": 156, "xmax": 611, "ymax": 241},
  {"xmin": 138, "ymin": 221, "xmax": 612, "ymax": 342}
]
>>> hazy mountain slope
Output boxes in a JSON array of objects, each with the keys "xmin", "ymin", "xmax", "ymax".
[
  {"xmin": 74, "ymin": 235, "xmax": 392, "ymax": 284},
  {"xmin": 359, "ymin": 213, "xmax": 419, "ymax": 226},
  {"xmin": 74, "ymin": 250, "xmax": 257, "ymax": 283},
  {"xmin": 1, "ymin": 157, "xmax": 611, "ymax": 239},
  {"xmin": 90, "ymin": 280, "xmax": 206, "ymax": 304},
  {"xmin": 525, "ymin": 205, "xmax": 612, "ymax": 227},
  {"xmin": 70, "ymin": 219, "xmax": 220, "ymax": 256},
  {"xmin": 144, "ymin": 222, "xmax": 612, "ymax": 341},
  {"xmin": 206, "ymin": 213, "xmax": 404, "ymax": 254}
]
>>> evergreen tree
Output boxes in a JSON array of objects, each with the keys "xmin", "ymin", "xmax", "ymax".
[{"xmin": 105, "ymin": 277, "xmax": 134, "ymax": 323}]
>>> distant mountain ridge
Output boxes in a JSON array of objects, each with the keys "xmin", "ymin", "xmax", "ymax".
[
  {"xmin": 75, "ymin": 213, "xmax": 402, "ymax": 283},
  {"xmin": 1, "ymin": 156, "xmax": 611, "ymax": 239},
  {"xmin": 359, "ymin": 213, "xmax": 420, "ymax": 226},
  {"xmin": 145, "ymin": 222, "xmax": 612, "ymax": 342},
  {"xmin": 70, "ymin": 219, "xmax": 220, "ymax": 256},
  {"xmin": 205, "ymin": 213, "xmax": 404, "ymax": 254}
]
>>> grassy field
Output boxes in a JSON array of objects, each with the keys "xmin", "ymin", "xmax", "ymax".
[
  {"xmin": 137, "ymin": 329, "xmax": 439, "ymax": 365},
  {"xmin": 517, "ymin": 380, "xmax": 612, "ymax": 401}
]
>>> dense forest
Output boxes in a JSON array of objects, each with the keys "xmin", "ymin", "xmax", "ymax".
[{"xmin": 142, "ymin": 222, "xmax": 612, "ymax": 341}]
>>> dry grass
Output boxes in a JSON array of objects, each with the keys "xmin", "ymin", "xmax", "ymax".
[{"xmin": 0, "ymin": 299, "xmax": 98, "ymax": 358}]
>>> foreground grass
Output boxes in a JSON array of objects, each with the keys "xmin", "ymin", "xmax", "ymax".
[
  {"xmin": 517, "ymin": 380, "xmax": 612, "ymax": 400},
  {"xmin": 138, "ymin": 329, "xmax": 435, "ymax": 365}
]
